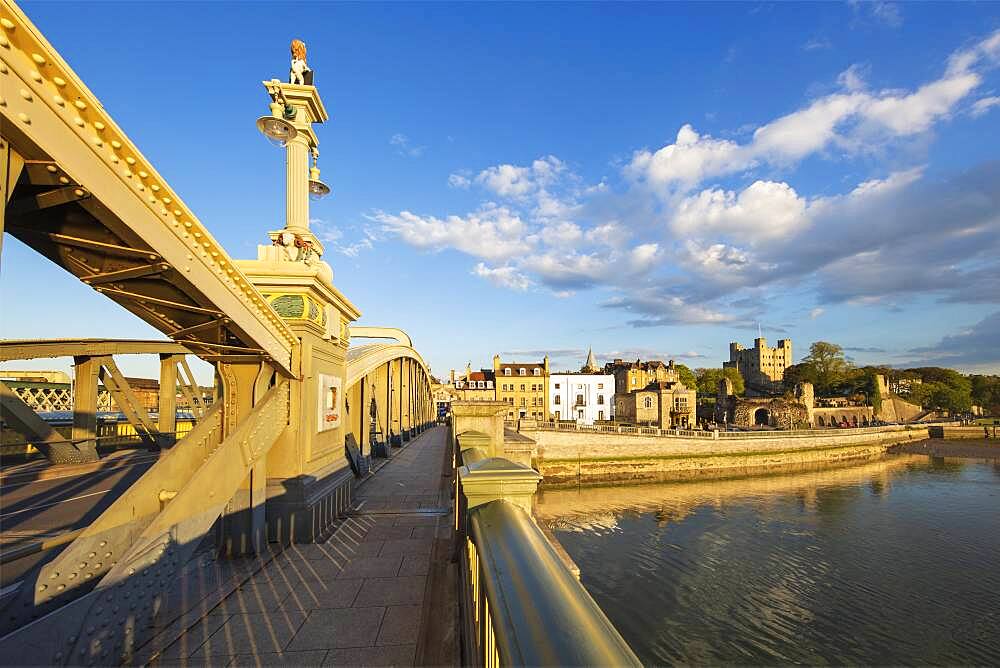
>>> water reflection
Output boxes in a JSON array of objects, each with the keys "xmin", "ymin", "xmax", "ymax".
[{"xmin": 537, "ymin": 455, "xmax": 1000, "ymax": 665}]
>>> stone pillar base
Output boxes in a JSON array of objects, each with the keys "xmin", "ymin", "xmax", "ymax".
[{"xmin": 266, "ymin": 463, "xmax": 355, "ymax": 545}]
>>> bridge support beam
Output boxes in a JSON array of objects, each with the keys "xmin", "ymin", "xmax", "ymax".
[
  {"xmin": 71, "ymin": 356, "xmax": 100, "ymax": 459},
  {"xmin": 218, "ymin": 361, "xmax": 271, "ymax": 556},
  {"xmin": 401, "ymin": 358, "xmax": 412, "ymax": 441},
  {"xmin": 158, "ymin": 354, "xmax": 179, "ymax": 445}
]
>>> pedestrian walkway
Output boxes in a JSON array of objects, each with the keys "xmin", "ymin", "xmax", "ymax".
[{"xmin": 147, "ymin": 426, "xmax": 456, "ymax": 667}]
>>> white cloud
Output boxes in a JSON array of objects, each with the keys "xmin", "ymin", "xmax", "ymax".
[
  {"xmin": 803, "ymin": 37, "xmax": 832, "ymax": 52},
  {"xmin": 672, "ymin": 180, "xmax": 808, "ymax": 243},
  {"xmin": 602, "ymin": 290, "xmax": 735, "ymax": 326},
  {"xmin": 521, "ymin": 243, "xmax": 661, "ymax": 290},
  {"xmin": 625, "ymin": 30, "xmax": 1000, "ymax": 192},
  {"xmin": 448, "ymin": 172, "xmax": 471, "ymax": 188},
  {"xmin": 837, "ymin": 64, "xmax": 868, "ymax": 92},
  {"xmin": 971, "ymin": 96, "xmax": 1000, "ymax": 118},
  {"xmin": 538, "ymin": 221, "xmax": 584, "ymax": 248},
  {"xmin": 390, "ymin": 133, "xmax": 425, "ymax": 158},
  {"xmin": 625, "ymin": 124, "xmax": 747, "ymax": 190},
  {"xmin": 810, "ymin": 307, "xmax": 825, "ymax": 319},
  {"xmin": 473, "ymin": 263, "xmax": 531, "ymax": 291},
  {"xmin": 850, "ymin": 1, "xmax": 903, "ymax": 28},
  {"xmin": 372, "ymin": 205, "xmax": 532, "ymax": 261},
  {"xmin": 475, "ymin": 155, "xmax": 566, "ymax": 199}
]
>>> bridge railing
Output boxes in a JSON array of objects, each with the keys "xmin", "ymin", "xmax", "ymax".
[
  {"xmin": 463, "ymin": 500, "xmax": 640, "ymax": 667},
  {"xmin": 454, "ymin": 434, "xmax": 640, "ymax": 667}
]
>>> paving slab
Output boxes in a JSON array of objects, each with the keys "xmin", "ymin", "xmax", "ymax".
[
  {"xmin": 286, "ymin": 606, "xmax": 386, "ymax": 651},
  {"xmin": 335, "ymin": 554, "xmax": 403, "ymax": 580},
  {"xmin": 323, "ymin": 644, "xmax": 415, "ymax": 667},
  {"xmin": 282, "ymin": 577, "xmax": 364, "ymax": 611},
  {"xmin": 229, "ymin": 649, "xmax": 329, "ymax": 667},
  {"xmin": 190, "ymin": 611, "xmax": 308, "ymax": 658},
  {"xmin": 353, "ymin": 576, "xmax": 426, "ymax": 607},
  {"xmin": 397, "ymin": 554, "xmax": 430, "ymax": 577},
  {"xmin": 376, "ymin": 605, "xmax": 423, "ymax": 646}
]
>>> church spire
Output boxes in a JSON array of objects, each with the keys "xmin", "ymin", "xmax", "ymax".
[{"xmin": 583, "ymin": 347, "xmax": 598, "ymax": 373}]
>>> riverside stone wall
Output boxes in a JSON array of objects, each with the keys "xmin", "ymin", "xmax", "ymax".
[{"xmin": 522, "ymin": 425, "xmax": 929, "ymax": 483}]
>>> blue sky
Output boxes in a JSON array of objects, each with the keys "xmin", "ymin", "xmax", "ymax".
[{"xmin": 2, "ymin": 1, "xmax": 999, "ymax": 383}]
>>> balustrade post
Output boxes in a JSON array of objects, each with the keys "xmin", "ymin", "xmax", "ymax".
[
  {"xmin": 158, "ymin": 354, "xmax": 180, "ymax": 446},
  {"xmin": 71, "ymin": 355, "xmax": 99, "ymax": 459}
]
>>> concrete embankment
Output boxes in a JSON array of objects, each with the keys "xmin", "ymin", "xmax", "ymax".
[
  {"xmin": 521, "ymin": 426, "xmax": 930, "ymax": 483},
  {"xmin": 891, "ymin": 438, "xmax": 1000, "ymax": 459}
]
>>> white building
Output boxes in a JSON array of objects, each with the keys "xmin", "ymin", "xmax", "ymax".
[{"xmin": 548, "ymin": 373, "xmax": 615, "ymax": 424}]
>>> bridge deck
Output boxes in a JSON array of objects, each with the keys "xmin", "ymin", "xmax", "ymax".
[{"xmin": 146, "ymin": 426, "xmax": 457, "ymax": 667}]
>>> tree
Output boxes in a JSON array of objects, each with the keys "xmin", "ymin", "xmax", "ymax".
[
  {"xmin": 971, "ymin": 375, "xmax": 1000, "ymax": 414},
  {"xmin": 674, "ymin": 363, "xmax": 698, "ymax": 389},
  {"xmin": 802, "ymin": 342, "xmax": 853, "ymax": 395},
  {"xmin": 782, "ymin": 362, "xmax": 819, "ymax": 392},
  {"xmin": 696, "ymin": 368, "xmax": 744, "ymax": 396},
  {"xmin": 903, "ymin": 367, "xmax": 973, "ymax": 413}
]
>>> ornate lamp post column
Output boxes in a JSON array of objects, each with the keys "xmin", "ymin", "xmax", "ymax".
[
  {"xmin": 256, "ymin": 40, "xmax": 331, "ymax": 266},
  {"xmin": 234, "ymin": 41, "xmax": 362, "ymax": 546}
]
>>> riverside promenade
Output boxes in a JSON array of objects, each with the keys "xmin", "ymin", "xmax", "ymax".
[{"xmin": 144, "ymin": 427, "xmax": 457, "ymax": 667}]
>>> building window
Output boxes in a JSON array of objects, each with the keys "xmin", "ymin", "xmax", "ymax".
[
  {"xmin": 643, "ymin": 397, "xmax": 653, "ymax": 409},
  {"xmin": 555, "ymin": 383, "xmax": 560, "ymax": 389},
  {"xmin": 533, "ymin": 368, "xmax": 541, "ymax": 376},
  {"xmin": 477, "ymin": 381, "xmax": 484, "ymax": 389},
  {"xmin": 519, "ymin": 368, "xmax": 526, "ymax": 376},
  {"xmin": 520, "ymin": 384, "xmax": 525, "ymax": 391},
  {"xmin": 505, "ymin": 368, "xmax": 511, "ymax": 376},
  {"xmin": 555, "ymin": 411, "xmax": 561, "ymax": 420},
  {"xmin": 597, "ymin": 383, "xmax": 604, "ymax": 389},
  {"xmin": 487, "ymin": 382, "xmax": 493, "ymax": 388},
  {"xmin": 576, "ymin": 394, "xmax": 584, "ymax": 406},
  {"xmin": 554, "ymin": 396, "xmax": 561, "ymax": 405},
  {"xmin": 598, "ymin": 395, "xmax": 604, "ymax": 404},
  {"xmin": 598, "ymin": 411, "xmax": 604, "ymax": 421},
  {"xmin": 520, "ymin": 398, "xmax": 526, "ymax": 406}
]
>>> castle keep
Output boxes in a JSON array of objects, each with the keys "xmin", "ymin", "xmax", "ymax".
[{"xmin": 724, "ymin": 337, "xmax": 793, "ymax": 396}]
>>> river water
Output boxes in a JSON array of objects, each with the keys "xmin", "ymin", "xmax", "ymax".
[{"xmin": 535, "ymin": 455, "xmax": 1000, "ymax": 665}]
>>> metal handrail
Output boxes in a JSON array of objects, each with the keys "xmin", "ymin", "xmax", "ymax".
[{"xmin": 464, "ymin": 500, "xmax": 640, "ymax": 667}]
